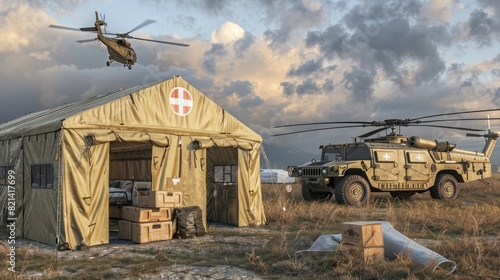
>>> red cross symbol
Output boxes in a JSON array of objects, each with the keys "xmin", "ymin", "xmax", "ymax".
[{"xmin": 169, "ymin": 87, "xmax": 193, "ymax": 116}]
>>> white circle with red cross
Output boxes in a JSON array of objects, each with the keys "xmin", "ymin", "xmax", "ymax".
[{"xmin": 169, "ymin": 87, "xmax": 193, "ymax": 116}]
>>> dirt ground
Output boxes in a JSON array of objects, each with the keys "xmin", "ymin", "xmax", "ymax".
[{"xmin": 3, "ymin": 222, "xmax": 271, "ymax": 279}]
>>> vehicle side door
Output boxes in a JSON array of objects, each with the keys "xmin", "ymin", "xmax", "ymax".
[
  {"xmin": 372, "ymin": 150, "xmax": 400, "ymax": 182},
  {"xmin": 404, "ymin": 150, "xmax": 430, "ymax": 181}
]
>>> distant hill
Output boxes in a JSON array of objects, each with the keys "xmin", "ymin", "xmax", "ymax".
[{"xmin": 260, "ymin": 144, "xmax": 318, "ymax": 170}]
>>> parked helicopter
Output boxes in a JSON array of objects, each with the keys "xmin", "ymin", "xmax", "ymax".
[
  {"xmin": 49, "ymin": 11, "xmax": 189, "ymax": 69},
  {"xmin": 274, "ymin": 108, "xmax": 500, "ymax": 206}
]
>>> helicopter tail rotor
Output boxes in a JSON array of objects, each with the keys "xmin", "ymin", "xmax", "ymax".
[{"xmin": 99, "ymin": 12, "xmax": 108, "ymax": 33}]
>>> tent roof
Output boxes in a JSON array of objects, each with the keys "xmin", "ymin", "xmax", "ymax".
[
  {"xmin": 0, "ymin": 76, "xmax": 261, "ymax": 142},
  {"xmin": 0, "ymin": 84, "xmax": 146, "ymax": 140}
]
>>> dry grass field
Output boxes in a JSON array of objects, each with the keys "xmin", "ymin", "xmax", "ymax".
[{"xmin": 1, "ymin": 174, "xmax": 499, "ymax": 279}]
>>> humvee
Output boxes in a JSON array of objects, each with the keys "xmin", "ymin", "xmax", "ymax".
[
  {"xmin": 287, "ymin": 132, "xmax": 498, "ymax": 205},
  {"xmin": 278, "ymin": 111, "xmax": 500, "ymax": 206}
]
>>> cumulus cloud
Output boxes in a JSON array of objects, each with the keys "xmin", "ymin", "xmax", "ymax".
[
  {"xmin": 304, "ymin": 1, "xmax": 449, "ymax": 92},
  {"xmin": 210, "ymin": 21, "xmax": 245, "ymax": 44},
  {"xmin": 263, "ymin": 0, "xmax": 329, "ymax": 50},
  {"xmin": 342, "ymin": 67, "xmax": 376, "ymax": 102},
  {"xmin": 287, "ymin": 59, "xmax": 324, "ymax": 77},
  {"xmin": 202, "ymin": 43, "xmax": 227, "ymax": 75},
  {"xmin": 233, "ymin": 32, "xmax": 255, "ymax": 57},
  {"xmin": 422, "ymin": 0, "xmax": 455, "ymax": 23},
  {"xmin": 466, "ymin": 9, "xmax": 500, "ymax": 46}
]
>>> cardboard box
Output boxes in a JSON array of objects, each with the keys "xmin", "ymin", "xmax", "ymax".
[
  {"xmin": 137, "ymin": 191, "xmax": 182, "ymax": 208},
  {"xmin": 341, "ymin": 221, "xmax": 384, "ymax": 247},
  {"xmin": 109, "ymin": 205, "xmax": 122, "ymax": 219},
  {"xmin": 342, "ymin": 244, "xmax": 385, "ymax": 263},
  {"xmin": 166, "ymin": 177, "xmax": 182, "ymax": 192},
  {"xmin": 131, "ymin": 221, "xmax": 173, "ymax": 243},
  {"xmin": 118, "ymin": 220, "xmax": 132, "ymax": 240},
  {"xmin": 122, "ymin": 206, "xmax": 172, "ymax": 222}
]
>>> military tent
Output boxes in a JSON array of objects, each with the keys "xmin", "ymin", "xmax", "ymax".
[{"xmin": 0, "ymin": 76, "xmax": 266, "ymax": 249}]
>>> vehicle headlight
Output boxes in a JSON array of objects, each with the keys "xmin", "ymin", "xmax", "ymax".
[
  {"xmin": 298, "ymin": 168, "xmax": 303, "ymax": 176},
  {"xmin": 322, "ymin": 168, "xmax": 328, "ymax": 176}
]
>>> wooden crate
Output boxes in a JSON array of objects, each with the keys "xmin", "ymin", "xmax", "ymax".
[
  {"xmin": 341, "ymin": 221, "xmax": 384, "ymax": 247},
  {"xmin": 342, "ymin": 244, "xmax": 385, "ymax": 263},
  {"xmin": 122, "ymin": 206, "xmax": 172, "ymax": 222},
  {"xmin": 131, "ymin": 221, "xmax": 173, "ymax": 243},
  {"xmin": 137, "ymin": 191, "xmax": 182, "ymax": 208}
]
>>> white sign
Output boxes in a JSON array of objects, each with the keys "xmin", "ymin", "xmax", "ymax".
[{"xmin": 169, "ymin": 87, "xmax": 193, "ymax": 116}]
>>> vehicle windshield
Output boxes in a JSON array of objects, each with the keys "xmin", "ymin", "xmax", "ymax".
[
  {"xmin": 322, "ymin": 145, "xmax": 371, "ymax": 161},
  {"xmin": 322, "ymin": 149, "xmax": 343, "ymax": 161}
]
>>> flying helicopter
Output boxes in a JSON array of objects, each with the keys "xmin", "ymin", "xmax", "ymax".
[
  {"xmin": 274, "ymin": 108, "xmax": 500, "ymax": 206},
  {"xmin": 49, "ymin": 11, "xmax": 189, "ymax": 70}
]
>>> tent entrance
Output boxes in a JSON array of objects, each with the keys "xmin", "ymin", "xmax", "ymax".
[
  {"xmin": 205, "ymin": 147, "xmax": 239, "ymax": 226},
  {"xmin": 108, "ymin": 142, "xmax": 152, "ymax": 236},
  {"xmin": 109, "ymin": 142, "xmax": 152, "ymax": 182}
]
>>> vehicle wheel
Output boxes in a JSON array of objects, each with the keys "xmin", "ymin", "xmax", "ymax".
[
  {"xmin": 430, "ymin": 174, "xmax": 459, "ymax": 200},
  {"xmin": 390, "ymin": 191, "xmax": 415, "ymax": 200},
  {"xmin": 301, "ymin": 184, "xmax": 332, "ymax": 202},
  {"xmin": 335, "ymin": 175, "xmax": 371, "ymax": 206},
  {"xmin": 128, "ymin": 65, "xmax": 132, "ymax": 70},
  {"xmin": 106, "ymin": 61, "xmax": 110, "ymax": 67}
]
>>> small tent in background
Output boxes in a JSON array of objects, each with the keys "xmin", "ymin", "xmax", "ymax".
[
  {"xmin": 0, "ymin": 76, "xmax": 267, "ymax": 249},
  {"xmin": 260, "ymin": 169, "xmax": 296, "ymax": 184}
]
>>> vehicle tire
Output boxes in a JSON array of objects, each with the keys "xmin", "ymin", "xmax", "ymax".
[
  {"xmin": 335, "ymin": 175, "xmax": 371, "ymax": 206},
  {"xmin": 301, "ymin": 184, "xmax": 331, "ymax": 202},
  {"xmin": 390, "ymin": 191, "xmax": 415, "ymax": 200},
  {"xmin": 430, "ymin": 174, "xmax": 459, "ymax": 200}
]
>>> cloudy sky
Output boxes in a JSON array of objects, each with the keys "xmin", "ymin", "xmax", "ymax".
[{"xmin": 1, "ymin": 0, "xmax": 500, "ymax": 160}]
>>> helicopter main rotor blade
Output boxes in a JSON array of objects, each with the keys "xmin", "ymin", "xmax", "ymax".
[
  {"xmin": 407, "ymin": 124, "xmax": 484, "ymax": 132},
  {"xmin": 410, "ymin": 108, "xmax": 500, "ymax": 122},
  {"xmin": 129, "ymin": 36, "xmax": 190, "ymax": 47},
  {"xmin": 274, "ymin": 121, "xmax": 373, "ymax": 128},
  {"xmin": 76, "ymin": 38, "xmax": 98, "ymax": 43},
  {"xmin": 125, "ymin": 19, "xmax": 157, "ymax": 35},
  {"xmin": 273, "ymin": 125, "xmax": 367, "ymax": 137},
  {"xmin": 466, "ymin": 133, "xmax": 484, "ymax": 137},
  {"xmin": 412, "ymin": 117, "xmax": 500, "ymax": 124},
  {"xmin": 48, "ymin": 25, "xmax": 81, "ymax": 32}
]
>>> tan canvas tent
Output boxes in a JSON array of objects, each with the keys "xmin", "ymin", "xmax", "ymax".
[{"xmin": 0, "ymin": 76, "xmax": 266, "ymax": 249}]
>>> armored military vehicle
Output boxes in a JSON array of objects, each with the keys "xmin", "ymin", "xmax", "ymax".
[{"xmin": 275, "ymin": 109, "xmax": 500, "ymax": 206}]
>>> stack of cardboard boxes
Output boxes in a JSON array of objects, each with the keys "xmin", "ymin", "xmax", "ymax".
[
  {"xmin": 341, "ymin": 221, "xmax": 385, "ymax": 263},
  {"xmin": 118, "ymin": 178, "xmax": 182, "ymax": 243}
]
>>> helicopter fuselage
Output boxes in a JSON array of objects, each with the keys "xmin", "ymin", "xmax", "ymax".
[
  {"xmin": 94, "ymin": 22, "xmax": 137, "ymax": 69},
  {"xmin": 100, "ymin": 36, "xmax": 137, "ymax": 67}
]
